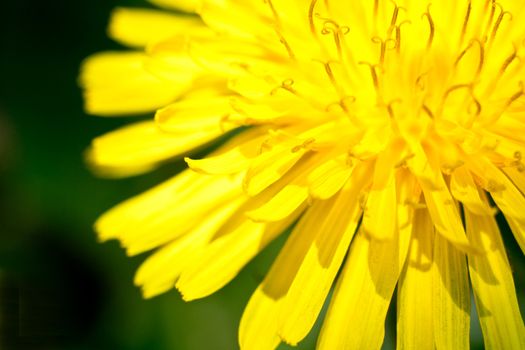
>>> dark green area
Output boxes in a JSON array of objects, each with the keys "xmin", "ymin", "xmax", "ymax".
[
  {"xmin": 0, "ymin": 1, "xmax": 266, "ymax": 349},
  {"xmin": 0, "ymin": 1, "xmax": 523, "ymax": 349}
]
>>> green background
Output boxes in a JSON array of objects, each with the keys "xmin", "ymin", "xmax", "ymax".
[{"xmin": 0, "ymin": 1, "xmax": 523, "ymax": 349}]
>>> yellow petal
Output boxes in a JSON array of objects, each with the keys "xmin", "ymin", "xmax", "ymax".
[
  {"xmin": 450, "ymin": 166, "xmax": 495, "ymax": 215},
  {"xmin": 409, "ymin": 144, "xmax": 474, "ymax": 252},
  {"xmin": 351, "ymin": 124, "xmax": 392, "ymax": 159},
  {"xmin": 144, "ymin": 37, "xmax": 206, "ymax": 82},
  {"xmin": 395, "ymin": 169, "xmax": 422, "ymax": 231},
  {"xmin": 505, "ymin": 217, "xmax": 525, "ymax": 258},
  {"xmin": 95, "ymin": 170, "xmax": 243, "ymax": 254},
  {"xmin": 406, "ymin": 141, "xmax": 441, "ymax": 187},
  {"xmin": 318, "ymin": 226, "xmax": 411, "ymax": 350},
  {"xmin": 229, "ymin": 97, "xmax": 294, "ymax": 125},
  {"xmin": 108, "ymin": 7, "xmax": 203, "ymax": 47},
  {"xmin": 176, "ymin": 219, "xmax": 263, "ymax": 301},
  {"xmin": 243, "ymin": 144, "xmax": 306, "ymax": 196},
  {"xmin": 246, "ymin": 184, "xmax": 308, "ymax": 222},
  {"xmin": 419, "ymin": 168, "xmax": 476, "ymax": 253},
  {"xmin": 432, "ymin": 233, "xmax": 470, "ymax": 350},
  {"xmin": 307, "ymin": 155, "xmax": 353, "ymax": 199},
  {"xmin": 362, "ymin": 173, "xmax": 397, "ymax": 240},
  {"xmin": 397, "ymin": 209, "xmax": 435, "ymax": 350},
  {"xmin": 228, "ymin": 74, "xmax": 278, "ymax": 99},
  {"xmin": 80, "ymin": 52, "xmax": 192, "ymax": 116},
  {"xmin": 199, "ymin": 1, "xmax": 273, "ymax": 42},
  {"xmin": 134, "ymin": 197, "xmax": 243, "ymax": 298},
  {"xmin": 176, "ymin": 203, "xmax": 304, "ymax": 301},
  {"xmin": 278, "ymin": 162, "xmax": 372, "ymax": 345},
  {"xmin": 239, "ymin": 199, "xmax": 335, "ymax": 349},
  {"xmin": 187, "ymin": 33, "xmax": 284, "ymax": 77},
  {"xmin": 155, "ymin": 94, "xmax": 234, "ymax": 134},
  {"xmin": 87, "ymin": 120, "xmax": 226, "ymax": 177},
  {"xmin": 465, "ymin": 209, "xmax": 525, "ymax": 349},
  {"xmin": 238, "ymin": 286, "xmax": 282, "ymax": 350},
  {"xmin": 473, "ymin": 160, "xmax": 525, "ymax": 252},
  {"xmin": 503, "ymin": 166, "xmax": 525, "ymax": 195},
  {"xmin": 148, "ymin": 0, "xmax": 201, "ymax": 13},
  {"xmin": 469, "ymin": 157, "xmax": 525, "ymax": 221},
  {"xmin": 246, "ymin": 154, "xmax": 330, "ymax": 223},
  {"xmin": 490, "ymin": 119, "xmax": 525, "ymax": 146},
  {"xmin": 185, "ymin": 129, "xmax": 267, "ymax": 175},
  {"xmin": 243, "ymin": 125, "xmax": 344, "ymax": 194}
]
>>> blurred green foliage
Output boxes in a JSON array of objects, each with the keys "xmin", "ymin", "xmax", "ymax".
[{"xmin": 0, "ymin": 1, "xmax": 523, "ymax": 349}]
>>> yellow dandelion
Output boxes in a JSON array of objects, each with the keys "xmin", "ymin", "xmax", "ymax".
[{"xmin": 81, "ymin": 0, "xmax": 525, "ymax": 348}]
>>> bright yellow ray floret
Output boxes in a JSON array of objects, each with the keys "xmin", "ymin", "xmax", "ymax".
[{"xmin": 82, "ymin": 0, "xmax": 525, "ymax": 349}]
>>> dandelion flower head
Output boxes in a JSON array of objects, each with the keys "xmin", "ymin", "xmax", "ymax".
[{"xmin": 81, "ymin": 0, "xmax": 525, "ymax": 348}]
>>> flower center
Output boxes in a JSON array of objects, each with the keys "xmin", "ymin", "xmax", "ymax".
[{"xmin": 260, "ymin": 0, "xmax": 525, "ymax": 170}]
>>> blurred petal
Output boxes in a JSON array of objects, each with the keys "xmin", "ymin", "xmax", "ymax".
[
  {"xmin": 109, "ymin": 7, "xmax": 203, "ymax": 47},
  {"xmin": 87, "ymin": 120, "xmax": 226, "ymax": 177},
  {"xmin": 95, "ymin": 170, "xmax": 242, "ymax": 254},
  {"xmin": 246, "ymin": 184, "xmax": 308, "ymax": 223},
  {"xmin": 185, "ymin": 128, "xmax": 268, "ymax": 175},
  {"xmin": 155, "ymin": 94, "xmax": 234, "ymax": 133},
  {"xmin": 238, "ymin": 286, "xmax": 282, "ymax": 350},
  {"xmin": 135, "ymin": 197, "xmax": 243, "ymax": 298},
  {"xmin": 362, "ymin": 174, "xmax": 397, "ymax": 240},
  {"xmin": 80, "ymin": 52, "xmax": 193, "ymax": 115},
  {"xmin": 148, "ymin": 0, "xmax": 201, "ymax": 13}
]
